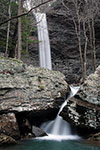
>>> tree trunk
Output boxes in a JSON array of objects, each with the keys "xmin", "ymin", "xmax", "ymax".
[
  {"xmin": 5, "ymin": 0, "xmax": 11, "ymax": 57},
  {"xmin": 78, "ymin": 19, "xmax": 85, "ymax": 82},
  {"xmin": 92, "ymin": 18, "xmax": 96, "ymax": 71},
  {"xmin": 83, "ymin": 20, "xmax": 88, "ymax": 80},
  {"xmin": 17, "ymin": 0, "xmax": 22, "ymax": 59}
]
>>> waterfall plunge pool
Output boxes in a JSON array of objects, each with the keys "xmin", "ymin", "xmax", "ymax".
[
  {"xmin": 1, "ymin": 86, "xmax": 100, "ymax": 150},
  {"xmin": 1, "ymin": 139, "xmax": 100, "ymax": 150}
]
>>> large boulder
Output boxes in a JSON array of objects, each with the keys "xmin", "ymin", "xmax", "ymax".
[
  {"xmin": 0, "ymin": 57, "xmax": 69, "ymax": 142},
  {"xmin": 0, "ymin": 57, "xmax": 69, "ymax": 112},
  {"xmin": 60, "ymin": 66, "xmax": 100, "ymax": 132}
]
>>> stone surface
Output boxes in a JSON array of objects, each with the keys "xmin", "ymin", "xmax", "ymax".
[
  {"xmin": 60, "ymin": 66, "xmax": 100, "ymax": 131},
  {"xmin": 88, "ymin": 133, "xmax": 100, "ymax": 141},
  {"xmin": 0, "ymin": 113, "xmax": 20, "ymax": 139},
  {"xmin": 0, "ymin": 57, "xmax": 69, "ymax": 113},
  {"xmin": 32, "ymin": 126, "xmax": 47, "ymax": 137},
  {"xmin": 76, "ymin": 66, "xmax": 100, "ymax": 105},
  {"xmin": 0, "ymin": 134, "xmax": 17, "ymax": 145}
]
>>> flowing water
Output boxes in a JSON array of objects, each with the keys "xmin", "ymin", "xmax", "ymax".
[
  {"xmin": 40, "ymin": 86, "xmax": 80, "ymax": 140},
  {"xmin": 35, "ymin": 13, "xmax": 52, "ymax": 70}
]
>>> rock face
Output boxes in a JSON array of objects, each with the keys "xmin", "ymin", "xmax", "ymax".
[
  {"xmin": 0, "ymin": 57, "xmax": 69, "ymax": 143},
  {"xmin": 46, "ymin": 1, "xmax": 100, "ymax": 84},
  {"xmin": 60, "ymin": 66, "xmax": 100, "ymax": 132},
  {"xmin": 0, "ymin": 134, "xmax": 17, "ymax": 146},
  {"xmin": 0, "ymin": 113, "xmax": 20, "ymax": 139},
  {"xmin": 0, "ymin": 57, "xmax": 69, "ymax": 112},
  {"xmin": 32, "ymin": 126, "xmax": 47, "ymax": 137}
]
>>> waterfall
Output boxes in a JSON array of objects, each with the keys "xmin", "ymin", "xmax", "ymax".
[
  {"xmin": 35, "ymin": 13, "xmax": 52, "ymax": 70},
  {"xmin": 40, "ymin": 86, "xmax": 80, "ymax": 140},
  {"xmin": 24, "ymin": 1, "xmax": 52, "ymax": 70},
  {"xmin": 41, "ymin": 100, "xmax": 71, "ymax": 136}
]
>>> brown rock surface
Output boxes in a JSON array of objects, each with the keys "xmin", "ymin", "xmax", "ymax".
[{"xmin": 0, "ymin": 113, "xmax": 20, "ymax": 139}]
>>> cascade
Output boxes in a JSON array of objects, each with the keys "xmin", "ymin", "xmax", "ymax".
[
  {"xmin": 41, "ymin": 86, "xmax": 80, "ymax": 140},
  {"xmin": 35, "ymin": 13, "xmax": 52, "ymax": 70}
]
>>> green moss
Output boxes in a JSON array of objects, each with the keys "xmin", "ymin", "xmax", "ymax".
[
  {"xmin": 0, "ymin": 56, "xmax": 23, "ymax": 64},
  {"xmin": 39, "ymin": 85, "xmax": 45, "ymax": 90}
]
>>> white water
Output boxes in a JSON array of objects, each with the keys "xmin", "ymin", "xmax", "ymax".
[
  {"xmin": 35, "ymin": 13, "xmax": 52, "ymax": 70},
  {"xmin": 39, "ymin": 86, "xmax": 80, "ymax": 140},
  {"xmin": 24, "ymin": 1, "xmax": 52, "ymax": 70}
]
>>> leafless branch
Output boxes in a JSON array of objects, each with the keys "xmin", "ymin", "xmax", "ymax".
[{"xmin": 0, "ymin": 0, "xmax": 53, "ymax": 26}]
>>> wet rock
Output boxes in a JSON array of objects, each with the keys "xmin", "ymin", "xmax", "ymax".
[
  {"xmin": 18, "ymin": 118, "xmax": 33, "ymax": 137},
  {"xmin": 88, "ymin": 133, "xmax": 100, "ymax": 141},
  {"xmin": 0, "ymin": 134, "xmax": 17, "ymax": 145},
  {"xmin": 60, "ymin": 66, "xmax": 100, "ymax": 131},
  {"xmin": 32, "ymin": 126, "xmax": 47, "ymax": 137},
  {"xmin": 0, "ymin": 113, "xmax": 20, "ymax": 139},
  {"xmin": 60, "ymin": 96, "xmax": 100, "ymax": 130}
]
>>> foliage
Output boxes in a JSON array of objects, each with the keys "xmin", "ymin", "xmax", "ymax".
[
  {"xmin": 21, "ymin": 14, "xmax": 36, "ymax": 56},
  {"xmin": 0, "ymin": 0, "xmax": 36, "ymax": 57}
]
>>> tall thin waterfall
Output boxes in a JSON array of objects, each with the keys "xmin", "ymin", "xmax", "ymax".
[{"xmin": 35, "ymin": 13, "xmax": 52, "ymax": 70}]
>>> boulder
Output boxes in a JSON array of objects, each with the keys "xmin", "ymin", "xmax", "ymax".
[
  {"xmin": 60, "ymin": 66, "xmax": 100, "ymax": 131},
  {"xmin": 0, "ymin": 113, "xmax": 20, "ymax": 139},
  {"xmin": 0, "ymin": 57, "xmax": 69, "ymax": 113},
  {"xmin": 32, "ymin": 126, "xmax": 47, "ymax": 137},
  {"xmin": 88, "ymin": 133, "xmax": 100, "ymax": 141},
  {"xmin": 0, "ymin": 134, "xmax": 17, "ymax": 145}
]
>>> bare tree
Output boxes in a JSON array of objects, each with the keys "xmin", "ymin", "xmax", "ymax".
[
  {"xmin": 61, "ymin": 0, "xmax": 87, "ymax": 81},
  {"xmin": 61, "ymin": 0, "xmax": 100, "ymax": 81},
  {"xmin": 85, "ymin": 0, "xmax": 99, "ymax": 71},
  {"xmin": 5, "ymin": 0, "xmax": 11, "ymax": 57},
  {"xmin": 17, "ymin": 0, "xmax": 22, "ymax": 59}
]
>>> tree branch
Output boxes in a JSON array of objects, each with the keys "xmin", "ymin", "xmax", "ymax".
[{"xmin": 0, "ymin": 0, "xmax": 53, "ymax": 26}]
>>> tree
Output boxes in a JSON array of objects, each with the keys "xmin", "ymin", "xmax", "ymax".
[
  {"xmin": 17, "ymin": 0, "xmax": 22, "ymax": 59},
  {"xmin": 85, "ymin": 0, "xmax": 99, "ymax": 71},
  {"xmin": 5, "ymin": 0, "xmax": 11, "ymax": 57},
  {"xmin": 61, "ymin": 0, "xmax": 100, "ymax": 81},
  {"xmin": 0, "ymin": 0, "xmax": 53, "ymax": 59}
]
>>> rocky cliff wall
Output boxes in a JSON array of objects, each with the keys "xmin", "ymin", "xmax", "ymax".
[{"xmin": 46, "ymin": 1, "xmax": 100, "ymax": 84}]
